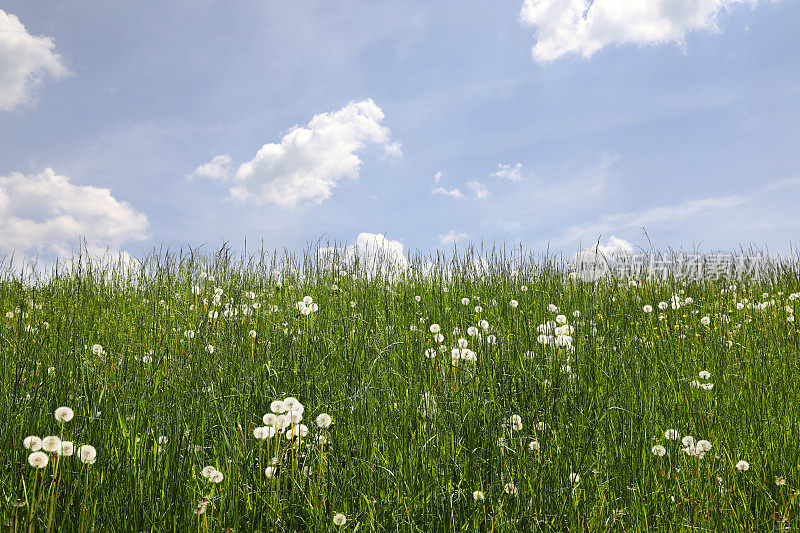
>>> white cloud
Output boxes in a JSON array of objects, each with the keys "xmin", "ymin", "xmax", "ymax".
[
  {"xmin": 576, "ymin": 236, "xmax": 633, "ymax": 260},
  {"xmin": 319, "ymin": 232, "xmax": 407, "ymax": 275},
  {"xmin": 438, "ymin": 230, "xmax": 468, "ymax": 245},
  {"xmin": 431, "ymin": 185, "xmax": 464, "ymax": 199},
  {"xmin": 228, "ymin": 99, "xmax": 400, "ymax": 208},
  {"xmin": 467, "ymin": 180, "xmax": 490, "ymax": 199},
  {"xmin": 560, "ymin": 193, "xmax": 747, "ymax": 245},
  {"xmin": 498, "ymin": 220, "xmax": 522, "ymax": 232},
  {"xmin": 433, "ymin": 170, "xmax": 444, "ymax": 183},
  {"xmin": 573, "ymin": 236, "xmax": 634, "ymax": 280},
  {"xmin": 0, "ymin": 168, "xmax": 149, "ymax": 257},
  {"xmin": 520, "ymin": 0, "xmax": 762, "ymax": 63},
  {"xmin": 187, "ymin": 154, "xmax": 231, "ymax": 181},
  {"xmin": 0, "ymin": 9, "xmax": 67, "ymax": 111},
  {"xmin": 491, "ymin": 162, "xmax": 523, "ymax": 181}
]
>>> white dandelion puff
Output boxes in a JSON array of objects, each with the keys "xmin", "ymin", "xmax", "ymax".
[
  {"xmin": 28, "ymin": 451, "xmax": 49, "ymax": 469},
  {"xmin": 57, "ymin": 441, "xmax": 75, "ymax": 457},
  {"xmin": 77, "ymin": 444, "xmax": 97, "ymax": 465},
  {"xmin": 42, "ymin": 436, "xmax": 61, "ymax": 453},
  {"xmin": 315, "ymin": 413, "xmax": 333, "ymax": 428},
  {"xmin": 23, "ymin": 436, "xmax": 43, "ymax": 451}
]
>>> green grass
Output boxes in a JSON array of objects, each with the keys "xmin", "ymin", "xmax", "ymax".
[{"xmin": 1, "ymin": 246, "xmax": 799, "ymax": 531}]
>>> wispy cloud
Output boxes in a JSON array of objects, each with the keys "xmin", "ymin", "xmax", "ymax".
[
  {"xmin": 555, "ymin": 178, "xmax": 800, "ymax": 246},
  {"xmin": 438, "ymin": 230, "xmax": 468, "ymax": 245},
  {"xmin": 498, "ymin": 219, "xmax": 522, "ymax": 232},
  {"xmin": 467, "ymin": 180, "xmax": 490, "ymax": 200},
  {"xmin": 431, "ymin": 186, "xmax": 464, "ymax": 199},
  {"xmin": 491, "ymin": 163, "xmax": 523, "ymax": 181}
]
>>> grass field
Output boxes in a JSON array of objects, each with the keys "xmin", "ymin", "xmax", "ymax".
[{"xmin": 1, "ymin": 246, "xmax": 799, "ymax": 531}]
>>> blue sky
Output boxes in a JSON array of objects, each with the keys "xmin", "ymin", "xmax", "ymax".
[{"xmin": 1, "ymin": 0, "xmax": 799, "ymax": 263}]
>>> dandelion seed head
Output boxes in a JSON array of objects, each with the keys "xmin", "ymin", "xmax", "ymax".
[
  {"xmin": 696, "ymin": 440, "xmax": 712, "ymax": 452},
  {"xmin": 42, "ymin": 436, "xmax": 61, "ymax": 453},
  {"xmin": 23, "ymin": 436, "xmax": 42, "ymax": 451},
  {"xmin": 58, "ymin": 441, "xmax": 75, "ymax": 456},
  {"xmin": 28, "ymin": 451, "xmax": 48, "ymax": 469},
  {"xmin": 77, "ymin": 444, "xmax": 97, "ymax": 465},
  {"xmin": 315, "ymin": 413, "xmax": 332, "ymax": 428},
  {"xmin": 283, "ymin": 397, "xmax": 301, "ymax": 411}
]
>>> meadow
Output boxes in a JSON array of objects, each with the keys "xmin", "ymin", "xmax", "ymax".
[{"xmin": 1, "ymin": 245, "xmax": 798, "ymax": 532}]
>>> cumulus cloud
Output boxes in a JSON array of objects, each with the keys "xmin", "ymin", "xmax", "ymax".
[
  {"xmin": 491, "ymin": 163, "xmax": 523, "ymax": 181},
  {"xmin": 520, "ymin": 0, "xmax": 762, "ymax": 63},
  {"xmin": 0, "ymin": 9, "xmax": 67, "ymax": 111},
  {"xmin": 431, "ymin": 186, "xmax": 464, "ymax": 199},
  {"xmin": 576, "ymin": 236, "xmax": 634, "ymax": 260},
  {"xmin": 319, "ymin": 232, "xmax": 407, "ymax": 275},
  {"xmin": 227, "ymin": 99, "xmax": 400, "ymax": 208},
  {"xmin": 467, "ymin": 180, "xmax": 490, "ymax": 199},
  {"xmin": 0, "ymin": 168, "xmax": 149, "ymax": 258},
  {"xmin": 438, "ymin": 230, "xmax": 468, "ymax": 245},
  {"xmin": 187, "ymin": 154, "xmax": 231, "ymax": 181},
  {"xmin": 572, "ymin": 236, "xmax": 634, "ymax": 281},
  {"xmin": 433, "ymin": 171, "xmax": 444, "ymax": 184}
]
